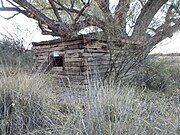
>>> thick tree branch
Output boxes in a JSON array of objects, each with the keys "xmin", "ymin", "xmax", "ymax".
[
  {"xmin": 5, "ymin": 0, "xmax": 71, "ymax": 37},
  {"xmin": 148, "ymin": 5, "xmax": 175, "ymax": 35},
  {"xmin": 114, "ymin": 0, "xmax": 130, "ymax": 35},
  {"xmin": 132, "ymin": 0, "xmax": 168, "ymax": 38},
  {"xmin": 146, "ymin": 20, "xmax": 180, "ymax": 48},
  {"xmin": 72, "ymin": 16, "xmax": 105, "ymax": 32},
  {"xmin": 31, "ymin": 2, "xmax": 105, "ymax": 32}
]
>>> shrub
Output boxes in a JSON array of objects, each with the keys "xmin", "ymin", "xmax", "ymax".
[
  {"xmin": 0, "ymin": 40, "xmax": 34, "ymax": 69},
  {"xmin": 0, "ymin": 68, "xmax": 59, "ymax": 134},
  {"xmin": 131, "ymin": 59, "xmax": 180, "ymax": 92}
]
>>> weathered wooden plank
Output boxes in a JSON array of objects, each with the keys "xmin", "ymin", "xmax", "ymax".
[
  {"xmin": 33, "ymin": 43, "xmax": 85, "ymax": 52},
  {"xmin": 65, "ymin": 49, "xmax": 84, "ymax": 54},
  {"xmin": 65, "ymin": 53, "xmax": 80, "ymax": 58},
  {"xmin": 65, "ymin": 58, "xmax": 84, "ymax": 62},
  {"xmin": 87, "ymin": 57, "xmax": 110, "ymax": 62},
  {"xmin": 84, "ymin": 60, "xmax": 124, "ymax": 66},
  {"xmin": 36, "ymin": 59, "xmax": 47, "ymax": 63},
  {"xmin": 32, "ymin": 43, "xmax": 64, "ymax": 50},
  {"xmin": 82, "ymin": 53, "xmax": 110, "ymax": 57},
  {"xmin": 65, "ymin": 44, "xmax": 85, "ymax": 50},
  {"xmin": 65, "ymin": 62, "xmax": 83, "ymax": 67},
  {"xmin": 86, "ymin": 45, "xmax": 107, "ymax": 49},
  {"xmin": 51, "ymin": 67, "xmax": 87, "ymax": 73},
  {"xmin": 86, "ymin": 49, "xmax": 109, "ymax": 53},
  {"xmin": 33, "ymin": 39, "xmax": 87, "ymax": 46},
  {"xmin": 33, "ymin": 48, "xmax": 64, "ymax": 54},
  {"xmin": 33, "ymin": 44, "xmax": 85, "ymax": 53}
]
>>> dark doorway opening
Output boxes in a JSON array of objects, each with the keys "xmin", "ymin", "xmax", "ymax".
[
  {"xmin": 49, "ymin": 51, "xmax": 64, "ymax": 69},
  {"xmin": 52, "ymin": 56, "xmax": 64, "ymax": 67}
]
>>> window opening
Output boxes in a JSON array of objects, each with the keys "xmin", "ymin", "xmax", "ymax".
[{"xmin": 50, "ymin": 51, "xmax": 64, "ymax": 67}]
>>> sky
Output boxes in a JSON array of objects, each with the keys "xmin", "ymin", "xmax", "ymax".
[{"xmin": 0, "ymin": 0, "xmax": 179, "ymax": 53}]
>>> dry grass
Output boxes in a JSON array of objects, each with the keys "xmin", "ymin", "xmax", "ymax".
[
  {"xmin": 0, "ymin": 67, "xmax": 61, "ymax": 134},
  {"xmin": 0, "ymin": 58, "xmax": 179, "ymax": 135},
  {"xmin": 58, "ymin": 82, "xmax": 179, "ymax": 135}
]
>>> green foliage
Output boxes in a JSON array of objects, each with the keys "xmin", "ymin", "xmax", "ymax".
[
  {"xmin": 0, "ymin": 40, "xmax": 34, "ymax": 69},
  {"xmin": 31, "ymin": 0, "xmax": 102, "ymax": 22},
  {"xmin": 132, "ymin": 58, "xmax": 180, "ymax": 92}
]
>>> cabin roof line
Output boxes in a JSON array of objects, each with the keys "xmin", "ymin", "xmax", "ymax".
[{"xmin": 32, "ymin": 34, "xmax": 142, "ymax": 46}]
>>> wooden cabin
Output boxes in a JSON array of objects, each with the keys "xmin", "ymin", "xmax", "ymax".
[{"xmin": 32, "ymin": 35, "xmax": 140, "ymax": 87}]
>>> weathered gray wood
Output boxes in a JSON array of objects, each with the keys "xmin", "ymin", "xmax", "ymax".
[
  {"xmin": 86, "ymin": 49, "xmax": 109, "ymax": 53},
  {"xmin": 65, "ymin": 49, "xmax": 84, "ymax": 54},
  {"xmin": 32, "ymin": 35, "xmax": 131, "ymax": 87}
]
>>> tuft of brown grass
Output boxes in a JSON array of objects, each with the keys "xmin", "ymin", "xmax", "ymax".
[
  {"xmin": 0, "ymin": 67, "xmax": 61, "ymax": 135},
  {"xmin": 58, "ymin": 81, "xmax": 179, "ymax": 135}
]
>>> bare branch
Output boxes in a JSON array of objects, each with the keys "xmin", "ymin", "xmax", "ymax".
[
  {"xmin": 138, "ymin": 0, "xmax": 145, "ymax": 7},
  {"xmin": 172, "ymin": 5, "xmax": 180, "ymax": 15},
  {"xmin": 72, "ymin": 16, "xmax": 105, "ymax": 32},
  {"xmin": 0, "ymin": 12, "xmax": 20, "ymax": 19},
  {"xmin": 0, "ymin": 7, "xmax": 20, "ymax": 11},
  {"xmin": 80, "ymin": 0, "xmax": 86, "ymax": 5},
  {"xmin": 57, "ymin": 5, "xmax": 90, "ymax": 18},
  {"xmin": 48, "ymin": 0, "xmax": 62, "ymax": 22},
  {"xmin": 7, "ymin": 0, "xmax": 71, "ymax": 37},
  {"xmin": 147, "ymin": 20, "xmax": 180, "ymax": 48},
  {"xmin": 0, "ymin": 0, "xmax": 4, "ymax": 7},
  {"xmin": 148, "ymin": 5, "xmax": 175, "ymax": 35},
  {"xmin": 54, "ymin": 0, "xmax": 74, "ymax": 21},
  {"xmin": 74, "ymin": 0, "xmax": 90, "ymax": 22},
  {"xmin": 39, "ymin": 2, "xmax": 105, "ymax": 30},
  {"xmin": 94, "ymin": 0, "xmax": 111, "ymax": 17},
  {"xmin": 38, "ymin": 20, "xmax": 58, "ymax": 36},
  {"xmin": 70, "ymin": 0, "xmax": 75, "ymax": 9}
]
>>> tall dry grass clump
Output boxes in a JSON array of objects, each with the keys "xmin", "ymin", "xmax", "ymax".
[
  {"xmin": 59, "ymin": 81, "xmax": 179, "ymax": 135},
  {"xmin": 0, "ymin": 67, "xmax": 60, "ymax": 135}
]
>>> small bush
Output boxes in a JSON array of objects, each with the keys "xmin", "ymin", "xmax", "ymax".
[
  {"xmin": 0, "ymin": 69, "xmax": 59, "ymax": 134},
  {"xmin": 0, "ymin": 40, "xmax": 34, "ymax": 69},
  {"xmin": 132, "ymin": 59, "xmax": 180, "ymax": 92}
]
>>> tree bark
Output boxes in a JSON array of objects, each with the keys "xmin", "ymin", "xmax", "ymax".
[
  {"xmin": 13, "ymin": 0, "xmax": 71, "ymax": 37},
  {"xmin": 115, "ymin": 0, "xmax": 130, "ymax": 35},
  {"xmin": 132, "ymin": 0, "xmax": 168, "ymax": 39}
]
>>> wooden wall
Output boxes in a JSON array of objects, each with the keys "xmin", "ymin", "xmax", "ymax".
[
  {"xmin": 32, "ymin": 37, "xmax": 111, "ymax": 87},
  {"xmin": 32, "ymin": 36, "xmax": 136, "ymax": 87},
  {"xmin": 32, "ymin": 36, "xmax": 134, "ymax": 87}
]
